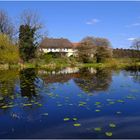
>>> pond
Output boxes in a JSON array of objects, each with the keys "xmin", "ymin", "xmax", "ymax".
[{"xmin": 0, "ymin": 67, "xmax": 140, "ymax": 138}]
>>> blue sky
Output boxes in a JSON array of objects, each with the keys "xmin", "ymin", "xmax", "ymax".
[{"xmin": 0, "ymin": 1, "xmax": 140, "ymax": 48}]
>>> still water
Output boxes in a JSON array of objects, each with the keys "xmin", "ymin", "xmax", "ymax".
[{"xmin": 0, "ymin": 67, "xmax": 140, "ymax": 138}]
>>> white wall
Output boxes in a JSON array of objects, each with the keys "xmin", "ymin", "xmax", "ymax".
[{"xmin": 41, "ymin": 48, "xmax": 77, "ymax": 57}]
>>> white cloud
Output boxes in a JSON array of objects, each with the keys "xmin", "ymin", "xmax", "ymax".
[
  {"xmin": 126, "ymin": 22, "xmax": 140, "ymax": 28},
  {"xmin": 86, "ymin": 18, "xmax": 100, "ymax": 25},
  {"xmin": 132, "ymin": 23, "xmax": 140, "ymax": 26},
  {"xmin": 127, "ymin": 37, "xmax": 136, "ymax": 41}
]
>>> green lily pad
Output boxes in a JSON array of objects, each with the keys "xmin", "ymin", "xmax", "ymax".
[
  {"xmin": 95, "ymin": 109, "xmax": 100, "ymax": 112},
  {"xmin": 79, "ymin": 102, "xmax": 87, "ymax": 106},
  {"xmin": 117, "ymin": 100, "xmax": 124, "ymax": 103},
  {"xmin": 109, "ymin": 101, "xmax": 115, "ymax": 104},
  {"xmin": 109, "ymin": 123, "xmax": 116, "ymax": 128},
  {"xmin": 0, "ymin": 97, "xmax": 3, "ymax": 100},
  {"xmin": 64, "ymin": 118, "xmax": 70, "ymax": 121},
  {"xmin": 38, "ymin": 103, "xmax": 42, "ymax": 107},
  {"xmin": 126, "ymin": 95, "xmax": 135, "ymax": 99},
  {"xmin": 1, "ymin": 105, "xmax": 8, "ymax": 109},
  {"xmin": 23, "ymin": 103, "xmax": 32, "ymax": 107},
  {"xmin": 73, "ymin": 123, "xmax": 81, "ymax": 127},
  {"xmin": 105, "ymin": 132, "xmax": 113, "ymax": 137},
  {"xmin": 72, "ymin": 118, "xmax": 78, "ymax": 121},
  {"xmin": 94, "ymin": 127, "xmax": 102, "ymax": 131},
  {"xmin": 95, "ymin": 102, "xmax": 101, "ymax": 105}
]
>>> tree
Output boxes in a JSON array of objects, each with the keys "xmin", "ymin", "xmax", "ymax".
[
  {"xmin": 19, "ymin": 25, "xmax": 36, "ymax": 62},
  {"xmin": 19, "ymin": 10, "xmax": 43, "ymax": 62},
  {"xmin": 77, "ymin": 36, "xmax": 112, "ymax": 63},
  {"xmin": 131, "ymin": 38, "xmax": 140, "ymax": 51},
  {"xmin": 94, "ymin": 38, "xmax": 112, "ymax": 63},
  {"xmin": 77, "ymin": 36, "xmax": 96, "ymax": 63},
  {"xmin": 0, "ymin": 10, "xmax": 14, "ymax": 39},
  {"xmin": 131, "ymin": 38, "xmax": 140, "ymax": 59},
  {"xmin": 0, "ymin": 34, "xmax": 19, "ymax": 65},
  {"xmin": 20, "ymin": 10, "xmax": 42, "ymax": 30}
]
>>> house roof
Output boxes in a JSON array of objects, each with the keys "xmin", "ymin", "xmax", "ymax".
[
  {"xmin": 72, "ymin": 42, "xmax": 80, "ymax": 48},
  {"xmin": 39, "ymin": 38, "xmax": 73, "ymax": 49}
]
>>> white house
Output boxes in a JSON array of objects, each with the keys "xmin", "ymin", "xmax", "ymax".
[{"xmin": 39, "ymin": 38, "xmax": 78, "ymax": 57}]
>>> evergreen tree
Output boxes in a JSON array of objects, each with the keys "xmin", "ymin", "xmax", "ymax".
[{"xmin": 19, "ymin": 25, "xmax": 36, "ymax": 62}]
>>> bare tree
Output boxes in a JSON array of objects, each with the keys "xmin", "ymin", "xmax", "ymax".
[
  {"xmin": 131, "ymin": 38, "xmax": 140, "ymax": 51},
  {"xmin": 0, "ymin": 10, "xmax": 14, "ymax": 38},
  {"xmin": 131, "ymin": 38, "xmax": 140, "ymax": 62},
  {"xmin": 94, "ymin": 37, "xmax": 112, "ymax": 63},
  {"xmin": 20, "ymin": 10, "xmax": 42, "ymax": 30},
  {"xmin": 19, "ymin": 10, "xmax": 48, "ymax": 45},
  {"xmin": 77, "ymin": 36, "xmax": 96, "ymax": 63}
]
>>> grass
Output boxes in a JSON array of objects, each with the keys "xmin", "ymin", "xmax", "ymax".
[{"xmin": 0, "ymin": 58, "xmax": 140, "ymax": 70}]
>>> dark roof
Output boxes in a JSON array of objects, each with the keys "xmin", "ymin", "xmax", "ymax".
[{"xmin": 39, "ymin": 38, "xmax": 73, "ymax": 48}]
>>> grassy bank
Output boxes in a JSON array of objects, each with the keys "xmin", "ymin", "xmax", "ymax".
[{"xmin": 0, "ymin": 58, "xmax": 140, "ymax": 70}]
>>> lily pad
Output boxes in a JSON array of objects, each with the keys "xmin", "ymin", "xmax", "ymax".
[
  {"xmin": 72, "ymin": 118, "xmax": 78, "ymax": 121},
  {"xmin": 109, "ymin": 101, "xmax": 115, "ymax": 105},
  {"xmin": 73, "ymin": 123, "xmax": 81, "ymax": 127},
  {"xmin": 38, "ymin": 104, "xmax": 42, "ymax": 107},
  {"xmin": 94, "ymin": 127, "xmax": 102, "ymax": 131},
  {"xmin": 1, "ymin": 105, "xmax": 8, "ymax": 109},
  {"xmin": 0, "ymin": 97, "xmax": 3, "ymax": 100},
  {"xmin": 23, "ymin": 103, "xmax": 32, "ymax": 107},
  {"xmin": 109, "ymin": 123, "xmax": 116, "ymax": 128},
  {"xmin": 64, "ymin": 118, "xmax": 70, "ymax": 121},
  {"xmin": 117, "ymin": 100, "xmax": 124, "ymax": 103},
  {"xmin": 105, "ymin": 132, "xmax": 113, "ymax": 137},
  {"xmin": 126, "ymin": 95, "xmax": 135, "ymax": 99},
  {"xmin": 95, "ymin": 102, "xmax": 101, "ymax": 105},
  {"xmin": 95, "ymin": 109, "xmax": 100, "ymax": 112}
]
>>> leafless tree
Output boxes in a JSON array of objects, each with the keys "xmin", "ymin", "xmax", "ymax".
[
  {"xmin": 131, "ymin": 38, "xmax": 140, "ymax": 51},
  {"xmin": 77, "ymin": 36, "xmax": 97, "ymax": 63},
  {"xmin": 20, "ymin": 10, "xmax": 42, "ymax": 30},
  {"xmin": 0, "ymin": 10, "xmax": 14, "ymax": 38},
  {"xmin": 94, "ymin": 37, "xmax": 113, "ymax": 63},
  {"xmin": 19, "ymin": 10, "xmax": 48, "ymax": 45},
  {"xmin": 131, "ymin": 38, "xmax": 140, "ymax": 62}
]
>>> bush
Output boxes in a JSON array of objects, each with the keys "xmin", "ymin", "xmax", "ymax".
[{"xmin": 0, "ymin": 34, "xmax": 19, "ymax": 65}]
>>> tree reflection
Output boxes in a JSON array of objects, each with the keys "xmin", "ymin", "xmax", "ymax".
[
  {"xmin": 74, "ymin": 67, "xmax": 112, "ymax": 94},
  {"xmin": 20, "ymin": 68, "xmax": 38, "ymax": 99},
  {"xmin": 125, "ymin": 66, "xmax": 140, "ymax": 83},
  {"xmin": 0, "ymin": 70, "xmax": 18, "ymax": 106}
]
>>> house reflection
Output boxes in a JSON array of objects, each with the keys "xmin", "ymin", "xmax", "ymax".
[
  {"xmin": 38, "ymin": 67, "xmax": 112, "ymax": 94},
  {"xmin": 38, "ymin": 67, "xmax": 80, "ymax": 84}
]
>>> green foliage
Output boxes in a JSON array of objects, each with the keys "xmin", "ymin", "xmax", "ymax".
[
  {"xmin": 96, "ymin": 46, "xmax": 112, "ymax": 63},
  {"xmin": 19, "ymin": 25, "xmax": 36, "ymax": 62},
  {"xmin": 77, "ymin": 37, "xmax": 96, "ymax": 63},
  {"xmin": 0, "ymin": 34, "xmax": 19, "ymax": 64},
  {"xmin": 77, "ymin": 36, "xmax": 112, "ymax": 63}
]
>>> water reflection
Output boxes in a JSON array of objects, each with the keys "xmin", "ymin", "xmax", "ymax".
[
  {"xmin": 0, "ymin": 70, "xmax": 18, "ymax": 106},
  {"xmin": 124, "ymin": 66, "xmax": 140, "ymax": 83},
  {"xmin": 74, "ymin": 68, "xmax": 112, "ymax": 94},
  {"xmin": 20, "ymin": 68, "xmax": 38, "ymax": 99},
  {"xmin": 39, "ymin": 67, "xmax": 112, "ymax": 94},
  {"xmin": 0, "ymin": 67, "xmax": 140, "ymax": 138}
]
